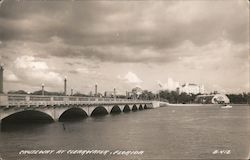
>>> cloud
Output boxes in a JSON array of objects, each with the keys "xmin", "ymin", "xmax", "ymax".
[
  {"xmin": 15, "ymin": 55, "xmax": 49, "ymax": 70},
  {"xmin": 118, "ymin": 72, "xmax": 143, "ymax": 84},
  {"xmin": 12, "ymin": 55, "xmax": 63, "ymax": 87},
  {"xmin": 4, "ymin": 71, "xmax": 19, "ymax": 82}
]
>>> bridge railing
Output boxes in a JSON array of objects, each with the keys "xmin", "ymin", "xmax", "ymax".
[{"xmin": 0, "ymin": 94, "xmax": 150, "ymax": 106}]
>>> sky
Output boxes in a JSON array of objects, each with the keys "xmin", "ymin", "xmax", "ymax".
[{"xmin": 0, "ymin": 0, "xmax": 249, "ymax": 94}]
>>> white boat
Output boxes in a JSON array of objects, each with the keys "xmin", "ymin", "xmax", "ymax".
[{"xmin": 221, "ymin": 104, "xmax": 232, "ymax": 109}]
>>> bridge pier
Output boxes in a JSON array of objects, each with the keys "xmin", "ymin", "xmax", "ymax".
[
  {"xmin": 118, "ymin": 105, "xmax": 125, "ymax": 112},
  {"xmin": 128, "ymin": 104, "xmax": 134, "ymax": 110},
  {"xmin": 105, "ymin": 105, "xmax": 114, "ymax": 113}
]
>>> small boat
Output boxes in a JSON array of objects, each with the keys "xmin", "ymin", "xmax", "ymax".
[{"xmin": 221, "ymin": 104, "xmax": 232, "ymax": 109}]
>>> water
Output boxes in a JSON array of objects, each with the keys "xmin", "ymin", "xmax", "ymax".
[{"xmin": 0, "ymin": 105, "xmax": 249, "ymax": 160}]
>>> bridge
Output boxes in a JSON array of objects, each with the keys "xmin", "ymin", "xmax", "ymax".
[
  {"xmin": 0, "ymin": 66, "xmax": 166, "ymax": 127},
  {"xmin": 0, "ymin": 94, "xmax": 161, "ymax": 124}
]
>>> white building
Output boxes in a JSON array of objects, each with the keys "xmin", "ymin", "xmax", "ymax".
[
  {"xmin": 179, "ymin": 83, "xmax": 205, "ymax": 94},
  {"xmin": 195, "ymin": 94, "xmax": 230, "ymax": 104}
]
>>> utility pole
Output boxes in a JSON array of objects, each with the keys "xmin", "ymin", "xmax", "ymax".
[
  {"xmin": 42, "ymin": 83, "xmax": 44, "ymax": 96},
  {"xmin": 95, "ymin": 84, "xmax": 97, "ymax": 97},
  {"xmin": 64, "ymin": 77, "xmax": 67, "ymax": 96}
]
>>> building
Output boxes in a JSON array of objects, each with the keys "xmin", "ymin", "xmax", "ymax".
[
  {"xmin": 104, "ymin": 91, "xmax": 114, "ymax": 98},
  {"xmin": 179, "ymin": 83, "xmax": 205, "ymax": 95},
  {"xmin": 194, "ymin": 94, "xmax": 230, "ymax": 104},
  {"xmin": 130, "ymin": 87, "xmax": 143, "ymax": 99}
]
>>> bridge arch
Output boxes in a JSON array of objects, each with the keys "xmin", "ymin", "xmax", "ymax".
[
  {"xmin": 91, "ymin": 106, "xmax": 109, "ymax": 116},
  {"xmin": 123, "ymin": 104, "xmax": 130, "ymax": 112},
  {"xmin": 144, "ymin": 104, "xmax": 148, "ymax": 109},
  {"xmin": 59, "ymin": 107, "xmax": 88, "ymax": 121},
  {"xmin": 1, "ymin": 110, "xmax": 54, "ymax": 124},
  {"xmin": 139, "ymin": 104, "xmax": 143, "ymax": 110},
  {"xmin": 110, "ymin": 105, "xmax": 122, "ymax": 114},
  {"xmin": 132, "ymin": 104, "xmax": 138, "ymax": 111}
]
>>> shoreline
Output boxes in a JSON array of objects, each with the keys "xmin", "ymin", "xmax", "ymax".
[{"xmin": 162, "ymin": 103, "xmax": 249, "ymax": 107}]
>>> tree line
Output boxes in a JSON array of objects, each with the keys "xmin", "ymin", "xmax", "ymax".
[
  {"xmin": 138, "ymin": 90, "xmax": 196, "ymax": 104},
  {"xmin": 7, "ymin": 89, "xmax": 250, "ymax": 104},
  {"xmin": 138, "ymin": 90, "xmax": 250, "ymax": 104}
]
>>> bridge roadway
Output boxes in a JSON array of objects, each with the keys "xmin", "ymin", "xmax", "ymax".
[{"xmin": 0, "ymin": 94, "xmax": 158, "ymax": 123}]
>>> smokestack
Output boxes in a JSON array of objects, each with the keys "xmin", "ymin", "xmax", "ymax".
[
  {"xmin": 64, "ymin": 77, "xmax": 67, "ymax": 96},
  {"xmin": 95, "ymin": 84, "xmax": 97, "ymax": 96},
  {"xmin": 0, "ymin": 65, "xmax": 4, "ymax": 94},
  {"xmin": 71, "ymin": 88, "xmax": 73, "ymax": 96},
  {"xmin": 42, "ymin": 83, "xmax": 44, "ymax": 96}
]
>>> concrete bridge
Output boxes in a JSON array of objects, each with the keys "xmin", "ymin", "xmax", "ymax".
[{"xmin": 0, "ymin": 94, "xmax": 160, "ymax": 124}]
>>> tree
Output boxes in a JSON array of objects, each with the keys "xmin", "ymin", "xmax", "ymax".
[
  {"xmin": 139, "ymin": 90, "xmax": 156, "ymax": 100},
  {"xmin": 226, "ymin": 93, "xmax": 250, "ymax": 104},
  {"xmin": 8, "ymin": 90, "xmax": 28, "ymax": 94},
  {"xmin": 31, "ymin": 90, "xmax": 64, "ymax": 96}
]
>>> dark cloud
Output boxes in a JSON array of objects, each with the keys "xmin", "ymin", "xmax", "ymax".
[
  {"xmin": 0, "ymin": 1, "xmax": 248, "ymax": 51},
  {"xmin": 33, "ymin": 41, "xmax": 177, "ymax": 63},
  {"xmin": 0, "ymin": 0, "xmax": 249, "ymax": 94}
]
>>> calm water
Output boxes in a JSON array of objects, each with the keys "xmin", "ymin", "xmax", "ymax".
[{"xmin": 0, "ymin": 105, "xmax": 250, "ymax": 160}]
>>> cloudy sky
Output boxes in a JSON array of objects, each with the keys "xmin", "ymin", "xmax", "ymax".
[{"xmin": 0, "ymin": 0, "xmax": 249, "ymax": 94}]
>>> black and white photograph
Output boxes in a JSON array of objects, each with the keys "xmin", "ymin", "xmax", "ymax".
[{"xmin": 0, "ymin": 0, "xmax": 249, "ymax": 159}]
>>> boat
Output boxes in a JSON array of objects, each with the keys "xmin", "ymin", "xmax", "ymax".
[{"xmin": 221, "ymin": 104, "xmax": 232, "ymax": 109}]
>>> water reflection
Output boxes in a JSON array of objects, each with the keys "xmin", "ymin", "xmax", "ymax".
[{"xmin": 1, "ymin": 122, "xmax": 52, "ymax": 132}]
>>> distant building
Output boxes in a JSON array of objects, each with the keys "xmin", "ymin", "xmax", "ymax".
[
  {"xmin": 104, "ymin": 90, "xmax": 126, "ymax": 98},
  {"xmin": 132, "ymin": 87, "xmax": 142, "ymax": 94},
  {"xmin": 126, "ymin": 91, "xmax": 134, "ymax": 99},
  {"xmin": 195, "ymin": 94, "xmax": 230, "ymax": 104},
  {"xmin": 104, "ymin": 91, "xmax": 114, "ymax": 98},
  {"xmin": 96, "ymin": 93, "xmax": 103, "ymax": 97},
  {"xmin": 179, "ymin": 83, "xmax": 205, "ymax": 94},
  {"xmin": 131, "ymin": 87, "xmax": 143, "ymax": 99}
]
